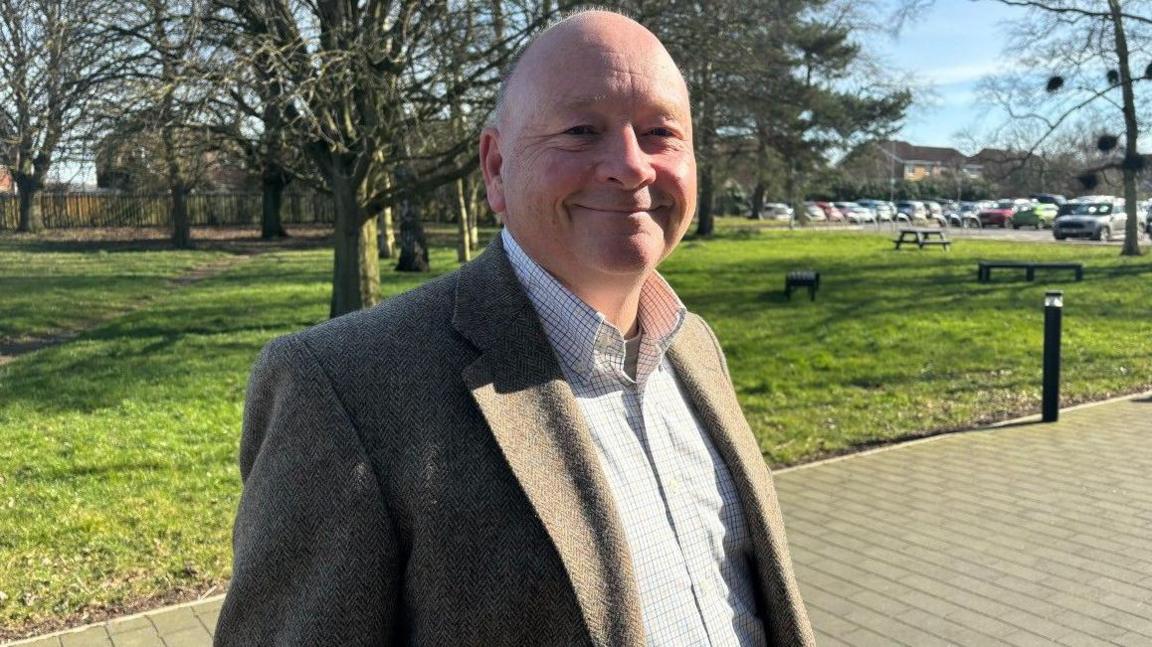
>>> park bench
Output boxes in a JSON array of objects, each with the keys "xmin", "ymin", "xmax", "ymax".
[
  {"xmin": 785, "ymin": 270, "xmax": 820, "ymax": 301},
  {"xmin": 977, "ymin": 261, "xmax": 1084, "ymax": 283},
  {"xmin": 893, "ymin": 228, "xmax": 951, "ymax": 250}
]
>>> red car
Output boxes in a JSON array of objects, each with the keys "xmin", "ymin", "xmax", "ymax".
[
  {"xmin": 814, "ymin": 201, "xmax": 845, "ymax": 222},
  {"xmin": 979, "ymin": 199, "xmax": 1031, "ymax": 228}
]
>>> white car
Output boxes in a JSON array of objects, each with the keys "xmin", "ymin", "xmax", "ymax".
[
  {"xmin": 835, "ymin": 202, "xmax": 877, "ymax": 224},
  {"xmin": 762, "ymin": 202, "xmax": 793, "ymax": 220}
]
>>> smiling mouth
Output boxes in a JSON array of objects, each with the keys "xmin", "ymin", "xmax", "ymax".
[{"xmin": 573, "ymin": 205, "xmax": 666, "ymax": 213}]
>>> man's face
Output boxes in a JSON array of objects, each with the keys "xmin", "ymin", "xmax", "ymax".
[{"xmin": 480, "ymin": 19, "xmax": 696, "ymax": 296}]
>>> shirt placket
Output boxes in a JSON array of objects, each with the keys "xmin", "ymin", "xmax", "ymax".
[
  {"xmin": 626, "ymin": 345, "xmax": 735, "ymax": 647},
  {"xmin": 587, "ymin": 336, "xmax": 707, "ymax": 645}
]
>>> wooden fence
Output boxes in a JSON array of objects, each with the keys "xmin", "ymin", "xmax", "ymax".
[{"xmin": 0, "ymin": 191, "xmax": 336, "ymax": 230}]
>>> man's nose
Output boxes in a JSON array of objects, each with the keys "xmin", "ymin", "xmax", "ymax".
[{"xmin": 596, "ymin": 127, "xmax": 657, "ymax": 189}]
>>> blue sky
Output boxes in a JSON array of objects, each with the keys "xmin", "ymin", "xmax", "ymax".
[{"xmin": 870, "ymin": 0, "xmax": 1026, "ymax": 154}]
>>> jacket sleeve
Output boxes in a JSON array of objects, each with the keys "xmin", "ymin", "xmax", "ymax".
[{"xmin": 214, "ymin": 336, "xmax": 401, "ymax": 646}]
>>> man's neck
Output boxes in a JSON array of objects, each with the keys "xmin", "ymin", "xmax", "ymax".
[
  {"xmin": 501, "ymin": 228, "xmax": 650, "ymax": 336},
  {"xmin": 578, "ymin": 283, "xmax": 644, "ymax": 338}
]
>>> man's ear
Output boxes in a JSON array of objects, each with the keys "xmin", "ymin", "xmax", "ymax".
[{"xmin": 479, "ymin": 128, "xmax": 506, "ymax": 214}]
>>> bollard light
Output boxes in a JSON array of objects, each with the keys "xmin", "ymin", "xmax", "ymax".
[{"xmin": 1042, "ymin": 290, "xmax": 1064, "ymax": 423}]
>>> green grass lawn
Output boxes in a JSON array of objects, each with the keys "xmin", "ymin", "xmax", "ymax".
[
  {"xmin": 0, "ymin": 239, "xmax": 227, "ymax": 343},
  {"xmin": 666, "ymin": 225, "xmax": 1152, "ymax": 463},
  {"xmin": 1, "ymin": 222, "xmax": 1150, "ymax": 635}
]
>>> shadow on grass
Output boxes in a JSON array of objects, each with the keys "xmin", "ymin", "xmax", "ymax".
[
  {"xmin": 0, "ymin": 231, "xmax": 334, "ymax": 255},
  {"xmin": 12, "ymin": 460, "xmax": 173, "ymax": 483},
  {"xmin": 1, "ymin": 297, "xmax": 320, "ymax": 415}
]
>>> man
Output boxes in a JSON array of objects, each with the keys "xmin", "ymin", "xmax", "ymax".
[{"xmin": 216, "ymin": 10, "xmax": 813, "ymax": 646}]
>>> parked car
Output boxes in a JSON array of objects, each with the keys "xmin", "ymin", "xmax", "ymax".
[
  {"xmin": 814, "ymin": 201, "xmax": 845, "ymax": 222},
  {"xmin": 856, "ymin": 199, "xmax": 895, "ymax": 221},
  {"xmin": 802, "ymin": 202, "xmax": 827, "ymax": 221},
  {"xmin": 979, "ymin": 198, "xmax": 1032, "ymax": 228},
  {"xmin": 1012, "ymin": 203, "xmax": 1059, "ymax": 229},
  {"xmin": 923, "ymin": 201, "xmax": 945, "ymax": 226},
  {"xmin": 1030, "ymin": 193, "xmax": 1067, "ymax": 206},
  {"xmin": 895, "ymin": 200, "xmax": 927, "ymax": 223},
  {"xmin": 760, "ymin": 202, "xmax": 793, "ymax": 220},
  {"xmin": 1052, "ymin": 197, "xmax": 1129, "ymax": 241},
  {"xmin": 834, "ymin": 201, "xmax": 876, "ymax": 224},
  {"xmin": 948, "ymin": 201, "xmax": 983, "ymax": 228}
]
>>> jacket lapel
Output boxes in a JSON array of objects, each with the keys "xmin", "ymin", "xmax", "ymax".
[
  {"xmin": 452, "ymin": 236, "xmax": 646, "ymax": 647},
  {"xmin": 667, "ymin": 320, "xmax": 815, "ymax": 645}
]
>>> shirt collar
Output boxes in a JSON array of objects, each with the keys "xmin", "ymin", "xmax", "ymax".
[{"xmin": 501, "ymin": 228, "xmax": 686, "ymax": 386}]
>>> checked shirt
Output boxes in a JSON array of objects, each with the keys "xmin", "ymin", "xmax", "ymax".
[{"xmin": 502, "ymin": 229, "xmax": 766, "ymax": 647}]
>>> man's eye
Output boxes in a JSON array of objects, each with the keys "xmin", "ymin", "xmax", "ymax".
[
  {"xmin": 647, "ymin": 127, "xmax": 675, "ymax": 137},
  {"xmin": 564, "ymin": 125, "xmax": 596, "ymax": 136}
]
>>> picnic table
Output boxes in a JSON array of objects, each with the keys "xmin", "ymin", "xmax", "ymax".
[{"xmin": 893, "ymin": 228, "xmax": 951, "ymax": 250}]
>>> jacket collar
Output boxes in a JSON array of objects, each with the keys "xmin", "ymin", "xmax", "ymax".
[
  {"xmin": 666, "ymin": 324, "xmax": 816, "ymax": 645},
  {"xmin": 452, "ymin": 234, "xmax": 646, "ymax": 646}
]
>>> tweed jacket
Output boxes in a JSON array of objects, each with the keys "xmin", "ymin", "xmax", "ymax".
[{"xmin": 214, "ymin": 235, "xmax": 814, "ymax": 646}]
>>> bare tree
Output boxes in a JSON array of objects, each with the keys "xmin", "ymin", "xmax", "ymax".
[
  {"xmin": 972, "ymin": 0, "xmax": 1151, "ymax": 255},
  {"xmin": 91, "ymin": 0, "xmax": 225, "ymax": 248},
  {"xmin": 0, "ymin": 0, "xmax": 129, "ymax": 232},
  {"xmin": 212, "ymin": 0, "xmax": 566, "ymax": 317},
  {"xmin": 198, "ymin": 37, "xmax": 302, "ymax": 240}
]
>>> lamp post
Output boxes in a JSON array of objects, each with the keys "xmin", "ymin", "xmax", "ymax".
[{"xmin": 1042, "ymin": 290, "xmax": 1063, "ymax": 422}]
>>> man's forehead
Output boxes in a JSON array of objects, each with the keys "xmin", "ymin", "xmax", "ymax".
[{"xmin": 510, "ymin": 43, "xmax": 688, "ymax": 120}]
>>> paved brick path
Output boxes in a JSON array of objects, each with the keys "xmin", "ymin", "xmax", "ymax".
[
  {"xmin": 6, "ymin": 394, "xmax": 1150, "ymax": 646},
  {"xmin": 776, "ymin": 394, "xmax": 1152, "ymax": 646},
  {"xmin": 5, "ymin": 598, "xmax": 221, "ymax": 647}
]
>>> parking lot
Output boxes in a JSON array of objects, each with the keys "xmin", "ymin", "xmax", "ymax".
[{"xmin": 849, "ymin": 223, "xmax": 1144, "ymax": 246}]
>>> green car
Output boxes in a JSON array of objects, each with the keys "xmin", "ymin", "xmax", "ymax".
[{"xmin": 1012, "ymin": 203, "xmax": 1059, "ymax": 229}]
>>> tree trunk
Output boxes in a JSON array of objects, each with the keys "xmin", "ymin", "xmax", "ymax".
[
  {"xmin": 15, "ymin": 175, "xmax": 43, "ymax": 232},
  {"xmin": 1108, "ymin": 0, "xmax": 1142, "ymax": 256},
  {"xmin": 376, "ymin": 172, "xmax": 396, "ymax": 258},
  {"xmin": 455, "ymin": 178, "xmax": 471, "ymax": 262},
  {"xmin": 749, "ymin": 181, "xmax": 765, "ymax": 220},
  {"xmin": 468, "ymin": 206, "xmax": 479, "ymax": 248},
  {"xmin": 329, "ymin": 176, "xmax": 381, "ymax": 317},
  {"xmin": 695, "ymin": 164, "xmax": 715, "ymax": 236},
  {"xmin": 171, "ymin": 184, "xmax": 192, "ymax": 249},
  {"xmin": 261, "ymin": 174, "xmax": 288, "ymax": 239},
  {"xmin": 467, "ymin": 177, "xmax": 481, "ymax": 247},
  {"xmin": 260, "ymin": 100, "xmax": 290, "ymax": 239},
  {"xmin": 787, "ymin": 161, "xmax": 804, "ymax": 230},
  {"xmin": 159, "ymin": 117, "xmax": 192, "ymax": 249},
  {"xmin": 395, "ymin": 195, "xmax": 430, "ymax": 272},
  {"xmin": 378, "ymin": 205, "xmax": 396, "ymax": 259}
]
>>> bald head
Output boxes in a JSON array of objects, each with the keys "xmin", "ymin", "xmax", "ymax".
[
  {"xmin": 476, "ymin": 8, "xmax": 697, "ymax": 318},
  {"xmin": 491, "ymin": 10, "xmax": 688, "ymax": 130}
]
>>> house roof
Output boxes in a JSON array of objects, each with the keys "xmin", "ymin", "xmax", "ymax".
[
  {"xmin": 876, "ymin": 141, "xmax": 1024, "ymax": 168},
  {"xmin": 881, "ymin": 140, "xmax": 968, "ymax": 166},
  {"xmin": 968, "ymin": 147, "xmax": 1015, "ymax": 163}
]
